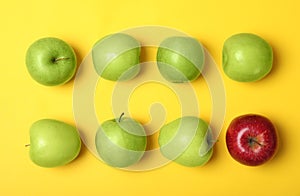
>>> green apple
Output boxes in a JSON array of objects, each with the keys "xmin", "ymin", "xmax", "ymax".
[
  {"xmin": 95, "ymin": 113, "xmax": 147, "ymax": 168},
  {"xmin": 158, "ymin": 116, "xmax": 213, "ymax": 167},
  {"xmin": 28, "ymin": 119, "xmax": 81, "ymax": 167},
  {"xmin": 156, "ymin": 36, "xmax": 205, "ymax": 83},
  {"xmin": 92, "ymin": 33, "xmax": 141, "ymax": 81},
  {"xmin": 222, "ymin": 33, "xmax": 273, "ymax": 82},
  {"xmin": 25, "ymin": 37, "xmax": 77, "ymax": 86}
]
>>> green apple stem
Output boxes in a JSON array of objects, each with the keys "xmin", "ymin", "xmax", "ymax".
[
  {"xmin": 25, "ymin": 144, "xmax": 30, "ymax": 147},
  {"xmin": 119, "ymin": 112, "xmax": 125, "ymax": 123},
  {"xmin": 52, "ymin": 57, "xmax": 69, "ymax": 63}
]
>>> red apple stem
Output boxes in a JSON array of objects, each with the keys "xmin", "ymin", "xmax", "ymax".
[
  {"xmin": 249, "ymin": 138, "xmax": 263, "ymax": 146},
  {"xmin": 119, "ymin": 112, "xmax": 125, "ymax": 123}
]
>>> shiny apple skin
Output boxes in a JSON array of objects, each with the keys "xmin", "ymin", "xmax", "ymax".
[{"xmin": 226, "ymin": 114, "xmax": 278, "ymax": 166}]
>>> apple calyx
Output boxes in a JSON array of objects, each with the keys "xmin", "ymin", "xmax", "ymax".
[{"xmin": 118, "ymin": 112, "xmax": 125, "ymax": 123}]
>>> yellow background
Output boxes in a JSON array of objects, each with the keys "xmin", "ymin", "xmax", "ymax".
[{"xmin": 1, "ymin": 0, "xmax": 299, "ymax": 195}]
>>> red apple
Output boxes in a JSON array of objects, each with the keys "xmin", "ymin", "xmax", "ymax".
[{"xmin": 226, "ymin": 114, "xmax": 278, "ymax": 166}]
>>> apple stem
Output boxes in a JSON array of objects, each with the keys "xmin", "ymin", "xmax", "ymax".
[
  {"xmin": 25, "ymin": 144, "xmax": 30, "ymax": 147},
  {"xmin": 119, "ymin": 112, "xmax": 125, "ymax": 123},
  {"xmin": 53, "ymin": 57, "xmax": 69, "ymax": 63},
  {"xmin": 249, "ymin": 138, "xmax": 263, "ymax": 146}
]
